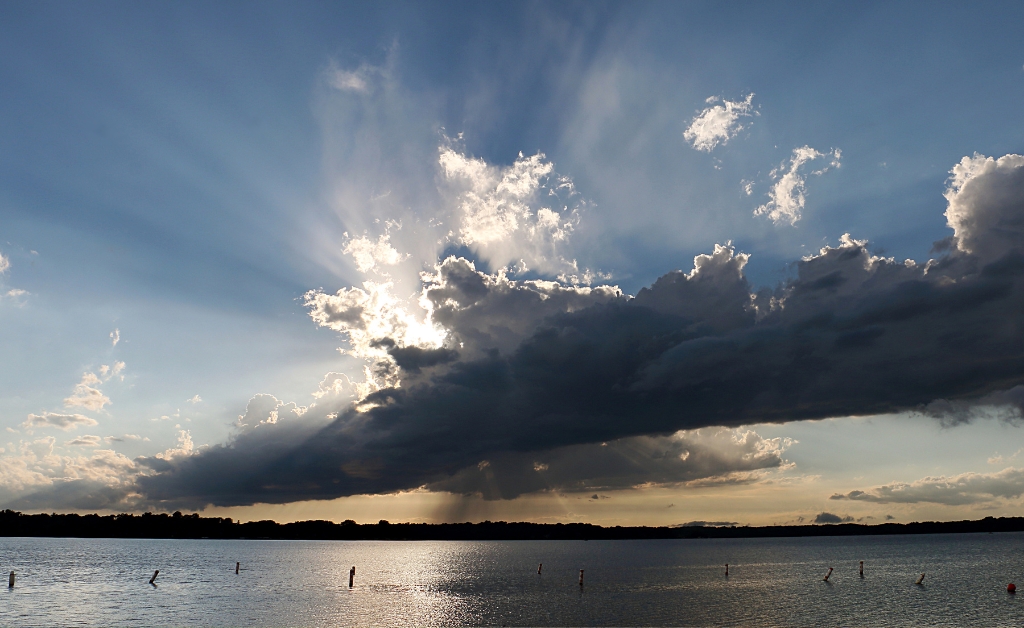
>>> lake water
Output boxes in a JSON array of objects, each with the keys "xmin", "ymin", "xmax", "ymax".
[{"xmin": 1, "ymin": 533, "xmax": 1022, "ymax": 626}]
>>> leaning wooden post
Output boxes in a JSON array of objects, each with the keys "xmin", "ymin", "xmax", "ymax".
[
  {"xmin": 149, "ymin": 570, "xmax": 159, "ymax": 585},
  {"xmin": 916, "ymin": 573, "xmax": 925, "ymax": 585},
  {"xmin": 823, "ymin": 567, "xmax": 833, "ymax": 582},
  {"xmin": 538, "ymin": 563, "xmax": 542, "ymax": 575}
]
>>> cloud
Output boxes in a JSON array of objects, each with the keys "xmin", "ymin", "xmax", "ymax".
[
  {"xmin": 754, "ymin": 146, "xmax": 841, "ymax": 225},
  {"xmin": 63, "ymin": 375, "xmax": 112, "ymax": 411},
  {"xmin": 62, "ymin": 363, "xmax": 124, "ymax": 411},
  {"xmin": 683, "ymin": 94, "xmax": 755, "ymax": 152},
  {"xmin": 22, "ymin": 412, "xmax": 98, "ymax": 431},
  {"xmin": 312, "ymin": 372, "xmax": 357, "ymax": 402},
  {"xmin": 104, "ymin": 434, "xmax": 149, "ymax": 444},
  {"xmin": 428, "ymin": 427, "xmax": 792, "ymax": 500},
  {"xmin": 830, "ymin": 467, "xmax": 1024, "ymax": 506},
  {"xmin": 65, "ymin": 435, "xmax": 103, "ymax": 448},
  {"xmin": 0, "ymin": 251, "xmax": 8, "ymax": 274},
  {"xmin": 814, "ymin": 512, "xmax": 854, "ymax": 524},
  {"xmin": 2, "ymin": 448, "xmax": 140, "ymax": 511},
  {"xmin": 110, "ymin": 328, "xmax": 119, "ymax": 347},
  {"xmin": 127, "ymin": 152, "xmax": 1024, "ymax": 509},
  {"xmin": 328, "ymin": 64, "xmax": 376, "ymax": 93},
  {"xmin": 438, "ymin": 145, "xmax": 586, "ymax": 277},
  {"xmin": 944, "ymin": 153, "xmax": 1024, "ymax": 263},
  {"xmin": 0, "ymin": 424, "xmax": 144, "ymax": 510},
  {"xmin": 186, "ymin": 395, "xmax": 202, "ymax": 404},
  {"xmin": 343, "ymin": 232, "xmax": 406, "ymax": 273},
  {"xmin": 676, "ymin": 521, "xmax": 738, "ymax": 527},
  {"xmin": 154, "ymin": 430, "xmax": 195, "ymax": 461}
]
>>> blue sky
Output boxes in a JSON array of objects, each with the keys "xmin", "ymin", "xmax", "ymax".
[{"xmin": 2, "ymin": 1, "xmax": 1024, "ymax": 524}]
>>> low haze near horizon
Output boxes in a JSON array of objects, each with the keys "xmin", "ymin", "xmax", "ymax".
[{"xmin": 2, "ymin": 1, "xmax": 1024, "ymax": 526}]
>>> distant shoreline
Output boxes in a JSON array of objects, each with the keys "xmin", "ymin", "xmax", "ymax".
[{"xmin": 1, "ymin": 509, "xmax": 1023, "ymax": 541}]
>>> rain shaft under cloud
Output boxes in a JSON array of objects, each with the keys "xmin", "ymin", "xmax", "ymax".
[{"xmin": 121, "ymin": 153, "xmax": 1024, "ymax": 509}]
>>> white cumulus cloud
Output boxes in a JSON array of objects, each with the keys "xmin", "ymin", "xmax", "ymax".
[
  {"xmin": 683, "ymin": 94, "xmax": 755, "ymax": 152},
  {"xmin": 943, "ymin": 153, "xmax": 1024, "ymax": 262},
  {"xmin": 754, "ymin": 146, "xmax": 841, "ymax": 225},
  {"xmin": 64, "ymin": 374, "xmax": 112, "ymax": 411}
]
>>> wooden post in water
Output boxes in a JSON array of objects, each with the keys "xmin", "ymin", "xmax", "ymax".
[
  {"xmin": 538, "ymin": 563, "xmax": 542, "ymax": 575},
  {"xmin": 725, "ymin": 564, "xmax": 729, "ymax": 576},
  {"xmin": 859, "ymin": 561, "xmax": 864, "ymax": 577},
  {"xmin": 823, "ymin": 567, "xmax": 833, "ymax": 582},
  {"xmin": 235, "ymin": 562, "xmax": 240, "ymax": 575},
  {"xmin": 149, "ymin": 570, "xmax": 159, "ymax": 585},
  {"xmin": 916, "ymin": 573, "xmax": 925, "ymax": 585},
  {"xmin": 579, "ymin": 569, "xmax": 584, "ymax": 586},
  {"xmin": 349, "ymin": 566, "xmax": 355, "ymax": 588},
  {"xmin": 7, "ymin": 572, "xmax": 13, "ymax": 588}
]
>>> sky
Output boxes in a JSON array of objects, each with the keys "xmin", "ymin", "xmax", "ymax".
[{"xmin": 2, "ymin": 1, "xmax": 1024, "ymax": 526}]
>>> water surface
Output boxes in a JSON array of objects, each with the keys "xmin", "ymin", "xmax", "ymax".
[{"xmin": 2, "ymin": 533, "xmax": 1022, "ymax": 625}]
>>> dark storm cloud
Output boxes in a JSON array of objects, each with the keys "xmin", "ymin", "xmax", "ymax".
[
  {"xmin": 131, "ymin": 154, "xmax": 1024, "ymax": 509},
  {"xmin": 371, "ymin": 338, "xmax": 459, "ymax": 372},
  {"xmin": 426, "ymin": 428, "xmax": 789, "ymax": 500}
]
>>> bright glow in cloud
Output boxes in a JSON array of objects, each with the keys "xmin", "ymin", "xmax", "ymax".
[
  {"xmin": 439, "ymin": 146, "xmax": 583, "ymax": 277},
  {"xmin": 754, "ymin": 146, "xmax": 841, "ymax": 225},
  {"xmin": 0, "ymin": 252, "xmax": 9, "ymax": 274},
  {"xmin": 683, "ymin": 94, "xmax": 755, "ymax": 152},
  {"xmin": 342, "ymin": 232, "xmax": 406, "ymax": 273}
]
